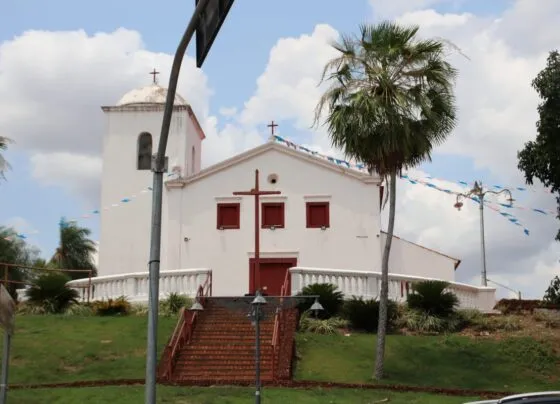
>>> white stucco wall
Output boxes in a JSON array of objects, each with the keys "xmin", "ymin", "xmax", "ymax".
[
  {"xmin": 97, "ymin": 106, "xmax": 202, "ymax": 276},
  {"xmin": 164, "ymin": 147, "xmax": 383, "ymax": 296},
  {"xmin": 380, "ymin": 232, "xmax": 458, "ymax": 282}
]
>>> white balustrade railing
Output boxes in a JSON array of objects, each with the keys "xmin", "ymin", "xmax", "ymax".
[
  {"xmin": 289, "ymin": 267, "xmax": 496, "ymax": 312},
  {"xmin": 66, "ymin": 268, "xmax": 212, "ymax": 303}
]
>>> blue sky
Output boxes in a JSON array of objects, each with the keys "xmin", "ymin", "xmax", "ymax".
[{"xmin": 0, "ymin": 0, "xmax": 529, "ymax": 260}]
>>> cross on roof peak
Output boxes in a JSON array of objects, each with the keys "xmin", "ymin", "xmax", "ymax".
[
  {"xmin": 267, "ymin": 120, "xmax": 278, "ymax": 136},
  {"xmin": 149, "ymin": 68, "xmax": 160, "ymax": 85}
]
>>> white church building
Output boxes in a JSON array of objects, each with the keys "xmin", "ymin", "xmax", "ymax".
[{"xmin": 67, "ymin": 81, "xmax": 496, "ymax": 311}]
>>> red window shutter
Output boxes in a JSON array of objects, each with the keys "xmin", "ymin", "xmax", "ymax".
[
  {"xmin": 306, "ymin": 202, "xmax": 330, "ymax": 228},
  {"xmin": 217, "ymin": 203, "xmax": 240, "ymax": 229},
  {"xmin": 262, "ymin": 203, "xmax": 285, "ymax": 228}
]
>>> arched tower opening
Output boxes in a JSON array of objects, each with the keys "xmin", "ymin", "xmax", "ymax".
[{"xmin": 137, "ymin": 132, "xmax": 153, "ymax": 170}]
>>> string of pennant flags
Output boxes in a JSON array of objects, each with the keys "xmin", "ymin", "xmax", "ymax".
[
  {"xmin": 400, "ymin": 174, "xmax": 556, "ymax": 216},
  {"xmin": 3, "ymin": 135, "xmax": 556, "ymax": 242},
  {"xmin": 271, "ymin": 134, "xmax": 557, "ymax": 237},
  {"xmin": 400, "ymin": 174, "xmax": 531, "ymax": 236},
  {"xmin": 272, "ymin": 135, "xmax": 556, "ymax": 215},
  {"xmin": 274, "ymin": 134, "xmax": 554, "ymax": 197},
  {"xmin": 1, "ymin": 186, "xmax": 154, "ymax": 242}
]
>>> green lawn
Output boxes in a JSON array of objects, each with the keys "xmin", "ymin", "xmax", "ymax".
[
  {"xmin": 8, "ymin": 386, "xmax": 476, "ymax": 404},
  {"xmin": 1, "ymin": 315, "xmax": 559, "ymax": 403},
  {"xmin": 3, "ymin": 315, "xmax": 175, "ymax": 383},
  {"xmin": 295, "ymin": 332, "xmax": 560, "ymax": 391}
]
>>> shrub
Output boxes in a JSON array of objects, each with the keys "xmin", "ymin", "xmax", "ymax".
[
  {"xmin": 533, "ymin": 309, "xmax": 560, "ymax": 329},
  {"xmin": 455, "ymin": 308, "xmax": 484, "ymax": 327},
  {"xmin": 494, "ymin": 298, "xmax": 559, "ymax": 314},
  {"xmin": 296, "ymin": 283, "xmax": 344, "ymax": 319},
  {"xmin": 407, "ymin": 280, "xmax": 459, "ymax": 317},
  {"xmin": 399, "ymin": 309, "xmax": 462, "ymax": 333},
  {"xmin": 24, "ymin": 272, "xmax": 79, "ymax": 314},
  {"xmin": 64, "ymin": 303, "xmax": 95, "ymax": 316},
  {"xmin": 16, "ymin": 302, "xmax": 47, "ymax": 315},
  {"xmin": 160, "ymin": 293, "xmax": 192, "ymax": 316},
  {"xmin": 468, "ymin": 315, "xmax": 522, "ymax": 332},
  {"xmin": 93, "ymin": 296, "xmax": 131, "ymax": 316},
  {"xmin": 131, "ymin": 303, "xmax": 149, "ymax": 316},
  {"xmin": 299, "ymin": 312, "xmax": 348, "ymax": 334},
  {"xmin": 342, "ymin": 296, "xmax": 398, "ymax": 332}
]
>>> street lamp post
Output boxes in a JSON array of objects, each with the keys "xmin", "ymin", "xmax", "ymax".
[
  {"xmin": 250, "ymin": 292, "xmax": 266, "ymax": 404},
  {"xmin": 144, "ymin": 1, "xmax": 234, "ymax": 403},
  {"xmin": 454, "ymin": 181, "xmax": 514, "ymax": 287},
  {"xmin": 248, "ymin": 292, "xmax": 323, "ymax": 404}
]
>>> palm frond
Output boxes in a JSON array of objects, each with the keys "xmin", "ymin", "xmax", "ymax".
[{"xmin": 316, "ymin": 21, "xmax": 458, "ymax": 177}]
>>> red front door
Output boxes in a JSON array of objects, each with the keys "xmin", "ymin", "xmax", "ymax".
[{"xmin": 249, "ymin": 258, "xmax": 296, "ymax": 296}]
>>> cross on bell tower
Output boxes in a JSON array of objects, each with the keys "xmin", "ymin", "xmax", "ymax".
[{"xmin": 149, "ymin": 68, "xmax": 160, "ymax": 85}]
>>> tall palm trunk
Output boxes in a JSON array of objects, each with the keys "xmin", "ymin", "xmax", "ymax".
[{"xmin": 374, "ymin": 170, "xmax": 397, "ymax": 380}]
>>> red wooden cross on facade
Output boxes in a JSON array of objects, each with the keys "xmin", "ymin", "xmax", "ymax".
[
  {"xmin": 233, "ymin": 169, "xmax": 281, "ymax": 295},
  {"xmin": 149, "ymin": 68, "xmax": 160, "ymax": 84},
  {"xmin": 267, "ymin": 120, "xmax": 278, "ymax": 136}
]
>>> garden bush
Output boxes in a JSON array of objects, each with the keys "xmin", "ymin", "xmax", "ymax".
[
  {"xmin": 494, "ymin": 298, "xmax": 559, "ymax": 314},
  {"xmin": 533, "ymin": 309, "xmax": 560, "ymax": 329},
  {"xmin": 342, "ymin": 296, "xmax": 398, "ymax": 332},
  {"xmin": 160, "ymin": 293, "xmax": 192, "ymax": 316},
  {"xmin": 64, "ymin": 303, "xmax": 95, "ymax": 316},
  {"xmin": 299, "ymin": 312, "xmax": 348, "ymax": 334},
  {"xmin": 296, "ymin": 283, "xmax": 344, "ymax": 319},
  {"xmin": 407, "ymin": 280, "xmax": 459, "ymax": 317},
  {"xmin": 93, "ymin": 296, "xmax": 131, "ymax": 316},
  {"xmin": 398, "ymin": 309, "xmax": 462, "ymax": 333},
  {"xmin": 24, "ymin": 272, "xmax": 79, "ymax": 314}
]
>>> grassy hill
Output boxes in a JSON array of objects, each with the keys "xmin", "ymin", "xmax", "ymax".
[{"xmin": 1, "ymin": 315, "xmax": 559, "ymax": 403}]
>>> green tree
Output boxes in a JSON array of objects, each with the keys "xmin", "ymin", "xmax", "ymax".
[
  {"xmin": 315, "ymin": 22, "xmax": 457, "ymax": 379},
  {"xmin": 407, "ymin": 280, "xmax": 459, "ymax": 317},
  {"xmin": 51, "ymin": 218, "xmax": 97, "ymax": 280},
  {"xmin": 517, "ymin": 50, "xmax": 560, "ymax": 240},
  {"xmin": 0, "ymin": 136, "xmax": 13, "ymax": 180},
  {"xmin": 25, "ymin": 272, "xmax": 79, "ymax": 313},
  {"xmin": 543, "ymin": 276, "xmax": 560, "ymax": 305},
  {"xmin": 0, "ymin": 226, "xmax": 42, "ymax": 298}
]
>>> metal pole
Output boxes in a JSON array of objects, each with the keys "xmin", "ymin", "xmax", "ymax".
[
  {"xmin": 144, "ymin": 1, "xmax": 210, "ymax": 403},
  {"xmin": 255, "ymin": 304, "xmax": 261, "ymax": 404},
  {"xmin": 254, "ymin": 170, "xmax": 260, "ymax": 294},
  {"xmin": 478, "ymin": 194, "xmax": 488, "ymax": 287},
  {"xmin": 0, "ymin": 331, "xmax": 11, "ymax": 404}
]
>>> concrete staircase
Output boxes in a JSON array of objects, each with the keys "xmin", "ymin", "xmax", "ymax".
[{"xmin": 159, "ymin": 297, "xmax": 298, "ymax": 384}]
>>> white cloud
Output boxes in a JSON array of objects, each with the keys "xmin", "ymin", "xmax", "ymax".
[
  {"xmin": 219, "ymin": 106, "xmax": 237, "ymax": 117},
  {"xmin": 1, "ymin": 1, "xmax": 559, "ymax": 298},
  {"xmin": 0, "ymin": 28, "xmax": 243, "ymax": 204},
  {"xmin": 4, "ymin": 216, "xmax": 38, "ymax": 235},
  {"xmin": 369, "ymin": 0, "xmax": 448, "ymax": 18},
  {"xmin": 30, "ymin": 152, "xmax": 102, "ymax": 206}
]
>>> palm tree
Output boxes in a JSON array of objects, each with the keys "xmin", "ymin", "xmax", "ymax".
[
  {"xmin": 315, "ymin": 22, "xmax": 457, "ymax": 379},
  {"xmin": 0, "ymin": 136, "xmax": 13, "ymax": 180},
  {"xmin": 51, "ymin": 218, "xmax": 97, "ymax": 280},
  {"xmin": 0, "ymin": 226, "xmax": 41, "ymax": 298}
]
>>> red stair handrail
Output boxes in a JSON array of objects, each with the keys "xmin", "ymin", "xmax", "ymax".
[
  {"xmin": 162, "ymin": 270, "xmax": 212, "ymax": 380},
  {"xmin": 271, "ymin": 268, "xmax": 290, "ymax": 379}
]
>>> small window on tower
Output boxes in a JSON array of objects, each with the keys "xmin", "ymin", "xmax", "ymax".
[
  {"xmin": 137, "ymin": 132, "xmax": 152, "ymax": 170},
  {"xmin": 191, "ymin": 146, "xmax": 195, "ymax": 174},
  {"xmin": 262, "ymin": 203, "xmax": 285, "ymax": 228},
  {"xmin": 217, "ymin": 203, "xmax": 240, "ymax": 229},
  {"xmin": 306, "ymin": 202, "xmax": 330, "ymax": 228}
]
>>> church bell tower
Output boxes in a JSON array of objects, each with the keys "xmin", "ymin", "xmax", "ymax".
[{"xmin": 97, "ymin": 70, "xmax": 206, "ymax": 277}]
